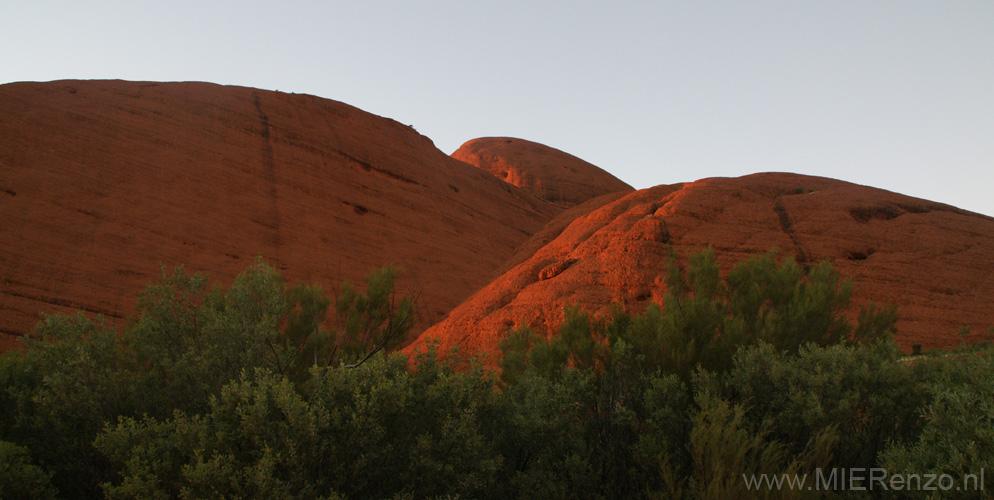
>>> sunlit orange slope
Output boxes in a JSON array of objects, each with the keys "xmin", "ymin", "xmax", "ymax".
[
  {"xmin": 452, "ymin": 137, "xmax": 634, "ymax": 208},
  {"xmin": 405, "ymin": 173, "xmax": 994, "ymax": 362}
]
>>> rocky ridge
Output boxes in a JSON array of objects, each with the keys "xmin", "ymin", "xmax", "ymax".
[
  {"xmin": 0, "ymin": 80, "xmax": 559, "ymax": 349},
  {"xmin": 405, "ymin": 173, "xmax": 994, "ymax": 361},
  {"xmin": 3, "ymin": 80, "xmax": 992, "ymax": 359}
]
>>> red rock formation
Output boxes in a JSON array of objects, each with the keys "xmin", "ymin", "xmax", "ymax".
[
  {"xmin": 452, "ymin": 137, "xmax": 633, "ymax": 208},
  {"xmin": 0, "ymin": 80, "xmax": 559, "ymax": 350},
  {"xmin": 405, "ymin": 173, "xmax": 994, "ymax": 362},
  {"xmin": 5, "ymin": 81, "xmax": 993, "ymax": 362}
]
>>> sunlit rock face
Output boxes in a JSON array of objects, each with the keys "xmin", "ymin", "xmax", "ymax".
[
  {"xmin": 3, "ymin": 80, "xmax": 993, "ymax": 360},
  {"xmin": 0, "ymin": 80, "xmax": 558, "ymax": 349},
  {"xmin": 406, "ymin": 172, "xmax": 994, "ymax": 363},
  {"xmin": 452, "ymin": 137, "xmax": 633, "ymax": 208}
]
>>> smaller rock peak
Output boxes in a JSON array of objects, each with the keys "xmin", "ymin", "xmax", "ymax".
[{"xmin": 452, "ymin": 137, "xmax": 633, "ymax": 208}]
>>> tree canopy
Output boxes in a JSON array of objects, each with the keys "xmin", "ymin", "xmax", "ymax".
[{"xmin": 0, "ymin": 251, "xmax": 989, "ymax": 499}]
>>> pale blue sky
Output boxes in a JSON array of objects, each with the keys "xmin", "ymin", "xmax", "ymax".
[{"xmin": 4, "ymin": 1, "xmax": 993, "ymax": 216}]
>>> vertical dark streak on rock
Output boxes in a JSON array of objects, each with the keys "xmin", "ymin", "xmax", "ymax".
[
  {"xmin": 774, "ymin": 198, "xmax": 809, "ymax": 269},
  {"xmin": 253, "ymin": 92, "xmax": 281, "ymax": 249}
]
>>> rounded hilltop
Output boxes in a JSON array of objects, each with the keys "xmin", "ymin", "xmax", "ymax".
[
  {"xmin": 406, "ymin": 172, "xmax": 994, "ymax": 362},
  {"xmin": 0, "ymin": 80, "xmax": 559, "ymax": 349},
  {"xmin": 452, "ymin": 137, "xmax": 634, "ymax": 208},
  {"xmin": 2, "ymin": 80, "xmax": 993, "ymax": 359}
]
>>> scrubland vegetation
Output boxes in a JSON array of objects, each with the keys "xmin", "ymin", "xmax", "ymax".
[{"xmin": 1, "ymin": 251, "xmax": 991, "ymax": 499}]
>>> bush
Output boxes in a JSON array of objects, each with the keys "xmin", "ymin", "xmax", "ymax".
[
  {"xmin": 496, "ymin": 248, "xmax": 903, "ymax": 498},
  {"xmin": 725, "ymin": 341, "xmax": 926, "ymax": 470},
  {"xmin": 879, "ymin": 350, "xmax": 994, "ymax": 499},
  {"xmin": 501, "ymin": 248, "xmax": 898, "ymax": 384},
  {"xmin": 4, "ymin": 250, "xmax": 987, "ymax": 499},
  {"xmin": 0, "ymin": 440, "xmax": 57, "ymax": 500},
  {"xmin": 0, "ymin": 260, "xmax": 415, "ymax": 499},
  {"xmin": 675, "ymin": 391, "xmax": 836, "ymax": 500},
  {"xmin": 1, "ymin": 313, "xmax": 136, "ymax": 498},
  {"xmin": 97, "ymin": 350, "xmax": 502, "ymax": 500}
]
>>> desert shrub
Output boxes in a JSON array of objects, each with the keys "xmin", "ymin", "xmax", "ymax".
[
  {"xmin": 96, "ymin": 370, "xmax": 339, "ymax": 500},
  {"xmin": 497, "ymin": 309, "xmax": 675, "ymax": 498},
  {"xmin": 283, "ymin": 266, "xmax": 414, "ymax": 387},
  {"xmin": 636, "ymin": 373, "xmax": 693, "ymax": 498},
  {"xmin": 126, "ymin": 260, "xmax": 294, "ymax": 416},
  {"xmin": 672, "ymin": 390, "xmax": 837, "ymax": 500},
  {"xmin": 0, "ymin": 440, "xmax": 57, "ymax": 500},
  {"xmin": 878, "ymin": 350, "xmax": 994, "ymax": 499},
  {"xmin": 0, "ymin": 260, "xmax": 415, "ymax": 499},
  {"xmin": 497, "ymin": 248, "xmax": 902, "ymax": 498},
  {"xmin": 0, "ymin": 313, "xmax": 136, "ymax": 498},
  {"xmin": 97, "ymin": 349, "xmax": 502, "ymax": 500},
  {"xmin": 501, "ymin": 248, "xmax": 897, "ymax": 384},
  {"xmin": 490, "ymin": 369, "xmax": 600, "ymax": 499},
  {"xmin": 3, "ymin": 249, "xmax": 988, "ymax": 499},
  {"xmin": 724, "ymin": 341, "xmax": 926, "ymax": 471},
  {"xmin": 284, "ymin": 283, "xmax": 332, "ymax": 383},
  {"xmin": 333, "ymin": 266, "xmax": 414, "ymax": 365}
]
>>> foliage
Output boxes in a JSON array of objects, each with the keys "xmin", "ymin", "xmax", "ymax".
[
  {"xmin": 282, "ymin": 266, "xmax": 414, "ymax": 384},
  {"xmin": 490, "ymin": 368, "xmax": 604, "ymax": 499},
  {"xmin": 676, "ymin": 391, "xmax": 837, "ymax": 500},
  {"xmin": 500, "ymin": 248, "xmax": 898, "ymax": 385},
  {"xmin": 1, "ymin": 313, "xmax": 136, "ymax": 498},
  {"xmin": 494, "ymin": 248, "xmax": 911, "ymax": 498},
  {"xmin": 332, "ymin": 266, "xmax": 414, "ymax": 367},
  {"xmin": 0, "ymin": 440, "xmax": 57, "ymax": 500},
  {"xmin": 0, "ymin": 260, "xmax": 414, "ymax": 499},
  {"xmin": 878, "ymin": 350, "xmax": 994, "ymax": 499},
  {"xmin": 1, "ymin": 250, "xmax": 990, "ymax": 499},
  {"xmin": 724, "ymin": 341, "xmax": 927, "ymax": 471},
  {"xmin": 126, "ymin": 260, "xmax": 294, "ymax": 416},
  {"xmin": 284, "ymin": 284, "xmax": 331, "ymax": 383},
  {"xmin": 96, "ymin": 350, "xmax": 502, "ymax": 500}
]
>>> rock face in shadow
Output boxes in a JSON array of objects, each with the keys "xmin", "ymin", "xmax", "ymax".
[
  {"xmin": 0, "ymin": 80, "xmax": 559, "ymax": 350},
  {"xmin": 405, "ymin": 173, "xmax": 994, "ymax": 362},
  {"xmin": 452, "ymin": 137, "xmax": 634, "ymax": 208}
]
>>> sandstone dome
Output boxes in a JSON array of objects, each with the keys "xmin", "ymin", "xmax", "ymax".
[
  {"xmin": 0, "ymin": 80, "xmax": 558, "ymax": 349},
  {"xmin": 451, "ymin": 137, "xmax": 633, "ymax": 208},
  {"xmin": 405, "ymin": 173, "xmax": 994, "ymax": 362}
]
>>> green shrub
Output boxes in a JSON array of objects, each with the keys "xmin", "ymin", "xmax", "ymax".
[
  {"xmin": 675, "ymin": 391, "xmax": 837, "ymax": 500},
  {"xmin": 0, "ymin": 440, "xmax": 57, "ymax": 500},
  {"xmin": 3, "ymin": 250, "xmax": 987, "ymax": 499},
  {"xmin": 1, "ymin": 313, "xmax": 136, "ymax": 498},
  {"xmin": 0, "ymin": 260, "xmax": 415, "ymax": 499},
  {"xmin": 879, "ymin": 350, "xmax": 994, "ymax": 499},
  {"xmin": 501, "ymin": 248, "xmax": 898, "ymax": 384},
  {"xmin": 97, "ymin": 350, "xmax": 502, "ymax": 500},
  {"xmin": 725, "ymin": 341, "xmax": 926, "ymax": 471}
]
